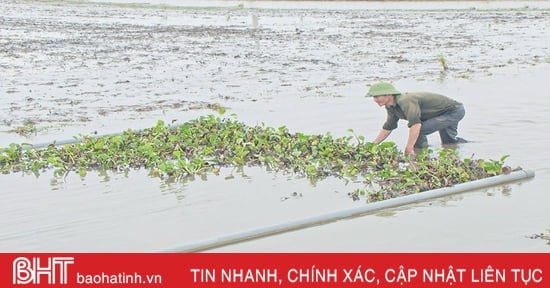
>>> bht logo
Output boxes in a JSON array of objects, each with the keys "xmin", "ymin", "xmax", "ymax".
[{"xmin": 13, "ymin": 256, "xmax": 74, "ymax": 285}]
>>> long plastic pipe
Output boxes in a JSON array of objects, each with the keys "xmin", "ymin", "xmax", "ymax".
[
  {"xmin": 161, "ymin": 169, "xmax": 535, "ymax": 252},
  {"xmin": 20, "ymin": 136, "xmax": 536, "ymax": 252}
]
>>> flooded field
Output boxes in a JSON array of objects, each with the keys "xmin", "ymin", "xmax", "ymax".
[{"xmin": 1, "ymin": 0, "xmax": 549, "ymax": 251}]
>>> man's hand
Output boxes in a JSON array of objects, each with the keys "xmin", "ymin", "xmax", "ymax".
[
  {"xmin": 405, "ymin": 123, "xmax": 422, "ymax": 156},
  {"xmin": 404, "ymin": 145, "xmax": 416, "ymax": 157},
  {"xmin": 373, "ymin": 129, "xmax": 392, "ymax": 145}
]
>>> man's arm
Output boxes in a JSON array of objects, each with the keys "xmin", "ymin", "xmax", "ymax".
[
  {"xmin": 374, "ymin": 129, "xmax": 392, "ymax": 144},
  {"xmin": 404, "ymin": 123, "xmax": 421, "ymax": 156}
]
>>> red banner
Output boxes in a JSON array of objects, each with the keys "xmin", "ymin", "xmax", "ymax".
[{"xmin": 0, "ymin": 253, "xmax": 548, "ymax": 287}]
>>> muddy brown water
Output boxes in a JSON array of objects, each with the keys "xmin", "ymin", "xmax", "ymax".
[{"xmin": 1, "ymin": 0, "xmax": 549, "ymax": 251}]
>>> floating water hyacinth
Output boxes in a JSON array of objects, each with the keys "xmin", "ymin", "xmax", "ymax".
[{"xmin": 0, "ymin": 114, "xmax": 516, "ymax": 202}]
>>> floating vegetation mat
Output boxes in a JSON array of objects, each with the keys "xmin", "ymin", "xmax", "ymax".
[{"xmin": 0, "ymin": 114, "xmax": 516, "ymax": 202}]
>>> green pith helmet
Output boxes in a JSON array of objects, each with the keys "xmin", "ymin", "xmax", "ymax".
[{"xmin": 366, "ymin": 82, "xmax": 401, "ymax": 97}]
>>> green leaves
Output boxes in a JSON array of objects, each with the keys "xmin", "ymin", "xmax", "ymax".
[
  {"xmin": 0, "ymin": 115, "xmax": 514, "ymax": 202},
  {"xmin": 477, "ymin": 155, "xmax": 510, "ymax": 176}
]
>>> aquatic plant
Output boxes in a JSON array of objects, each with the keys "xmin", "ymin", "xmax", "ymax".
[
  {"xmin": 527, "ymin": 229, "xmax": 550, "ymax": 245},
  {"xmin": 11, "ymin": 120, "xmax": 38, "ymax": 137},
  {"xmin": 436, "ymin": 54, "xmax": 449, "ymax": 71},
  {"xmin": 0, "ymin": 114, "xmax": 515, "ymax": 202}
]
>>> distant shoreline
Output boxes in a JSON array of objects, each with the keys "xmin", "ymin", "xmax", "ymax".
[{"xmin": 77, "ymin": 0, "xmax": 550, "ymax": 10}]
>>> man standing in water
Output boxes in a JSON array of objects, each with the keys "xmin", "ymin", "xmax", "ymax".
[{"xmin": 366, "ymin": 82, "xmax": 467, "ymax": 156}]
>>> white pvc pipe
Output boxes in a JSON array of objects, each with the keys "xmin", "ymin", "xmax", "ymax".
[{"xmin": 160, "ymin": 169, "xmax": 535, "ymax": 252}]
